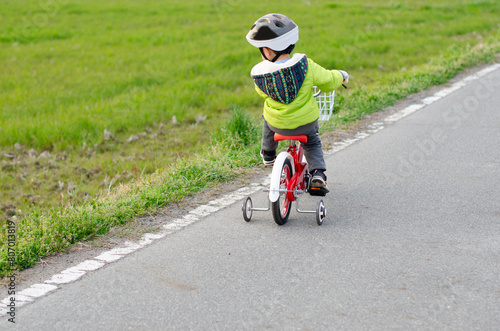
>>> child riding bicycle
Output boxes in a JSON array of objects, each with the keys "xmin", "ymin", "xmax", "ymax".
[{"xmin": 246, "ymin": 13, "xmax": 348, "ymax": 194}]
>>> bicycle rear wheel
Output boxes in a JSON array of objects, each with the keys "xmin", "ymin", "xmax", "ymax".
[{"xmin": 272, "ymin": 158, "xmax": 293, "ymax": 225}]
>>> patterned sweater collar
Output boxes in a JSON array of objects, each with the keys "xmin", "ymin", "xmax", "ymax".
[{"xmin": 251, "ymin": 54, "xmax": 308, "ymax": 104}]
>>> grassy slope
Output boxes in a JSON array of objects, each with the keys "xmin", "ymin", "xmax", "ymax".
[{"xmin": 1, "ymin": 0, "xmax": 499, "ymax": 276}]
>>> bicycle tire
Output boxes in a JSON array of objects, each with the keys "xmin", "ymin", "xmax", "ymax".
[
  {"xmin": 272, "ymin": 158, "xmax": 293, "ymax": 225},
  {"xmin": 242, "ymin": 196, "xmax": 253, "ymax": 222},
  {"xmin": 316, "ymin": 199, "xmax": 326, "ymax": 226}
]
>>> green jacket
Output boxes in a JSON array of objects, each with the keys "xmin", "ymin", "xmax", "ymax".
[{"xmin": 251, "ymin": 53, "xmax": 344, "ymax": 130}]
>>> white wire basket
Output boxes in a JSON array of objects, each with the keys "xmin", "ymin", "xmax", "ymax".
[{"xmin": 313, "ymin": 86, "xmax": 335, "ymax": 121}]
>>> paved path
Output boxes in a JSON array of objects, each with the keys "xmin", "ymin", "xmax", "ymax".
[{"xmin": 5, "ymin": 65, "xmax": 500, "ymax": 330}]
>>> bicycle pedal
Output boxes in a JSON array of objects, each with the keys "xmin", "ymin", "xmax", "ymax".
[{"xmin": 308, "ymin": 187, "xmax": 327, "ymax": 196}]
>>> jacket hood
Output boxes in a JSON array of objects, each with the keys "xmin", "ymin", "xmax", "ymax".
[{"xmin": 251, "ymin": 53, "xmax": 308, "ymax": 104}]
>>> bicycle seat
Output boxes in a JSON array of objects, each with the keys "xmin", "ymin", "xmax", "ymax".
[{"xmin": 274, "ymin": 133, "xmax": 308, "ymax": 143}]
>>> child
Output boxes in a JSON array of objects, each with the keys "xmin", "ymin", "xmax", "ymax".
[{"xmin": 246, "ymin": 13, "xmax": 348, "ymax": 193}]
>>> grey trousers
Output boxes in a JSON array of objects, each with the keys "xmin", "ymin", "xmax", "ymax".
[{"xmin": 261, "ymin": 118, "xmax": 327, "ymax": 172}]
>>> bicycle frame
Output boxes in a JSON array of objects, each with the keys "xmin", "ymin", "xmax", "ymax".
[
  {"xmin": 248, "ymin": 135, "xmax": 325, "ymax": 225},
  {"xmin": 283, "ymin": 139, "xmax": 308, "ymax": 202},
  {"xmin": 268, "ymin": 135, "xmax": 309, "ymax": 203}
]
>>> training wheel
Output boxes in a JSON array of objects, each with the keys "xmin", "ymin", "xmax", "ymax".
[
  {"xmin": 316, "ymin": 199, "xmax": 326, "ymax": 226},
  {"xmin": 242, "ymin": 196, "xmax": 253, "ymax": 222}
]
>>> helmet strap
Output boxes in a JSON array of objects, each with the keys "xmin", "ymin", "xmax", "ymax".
[
  {"xmin": 259, "ymin": 48, "xmax": 287, "ymax": 63},
  {"xmin": 259, "ymin": 48, "xmax": 271, "ymax": 61},
  {"xmin": 271, "ymin": 53, "xmax": 282, "ymax": 63},
  {"xmin": 260, "ymin": 45, "xmax": 296, "ymax": 63}
]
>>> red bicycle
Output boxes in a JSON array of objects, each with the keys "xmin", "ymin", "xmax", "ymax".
[{"xmin": 242, "ymin": 87, "xmax": 334, "ymax": 226}]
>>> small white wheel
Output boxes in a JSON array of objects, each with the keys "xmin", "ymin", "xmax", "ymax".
[
  {"xmin": 242, "ymin": 196, "xmax": 253, "ymax": 222},
  {"xmin": 316, "ymin": 200, "xmax": 326, "ymax": 226}
]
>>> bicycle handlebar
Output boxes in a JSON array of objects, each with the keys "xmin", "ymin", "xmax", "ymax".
[
  {"xmin": 313, "ymin": 90, "xmax": 322, "ymax": 98},
  {"xmin": 314, "ymin": 83, "xmax": 347, "ymax": 98}
]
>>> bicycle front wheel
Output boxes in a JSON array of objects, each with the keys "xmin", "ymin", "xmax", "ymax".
[{"xmin": 272, "ymin": 158, "xmax": 293, "ymax": 225}]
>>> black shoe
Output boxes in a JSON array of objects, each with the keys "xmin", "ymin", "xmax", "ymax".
[
  {"xmin": 310, "ymin": 170, "xmax": 330, "ymax": 193},
  {"xmin": 260, "ymin": 150, "xmax": 276, "ymax": 166}
]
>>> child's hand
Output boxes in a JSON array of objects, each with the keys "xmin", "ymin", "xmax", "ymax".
[{"xmin": 338, "ymin": 70, "xmax": 349, "ymax": 83}]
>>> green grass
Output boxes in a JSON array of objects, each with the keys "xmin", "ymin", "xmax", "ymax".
[
  {"xmin": 1, "ymin": 0, "xmax": 499, "ymax": 149},
  {"xmin": 1, "ymin": 0, "xmax": 500, "ymax": 276}
]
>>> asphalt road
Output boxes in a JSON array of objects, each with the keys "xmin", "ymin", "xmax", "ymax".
[{"xmin": 7, "ymin": 66, "xmax": 500, "ymax": 330}]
